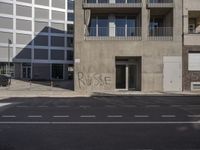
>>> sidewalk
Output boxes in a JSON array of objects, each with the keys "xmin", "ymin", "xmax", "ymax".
[{"xmin": 0, "ymin": 79, "xmax": 200, "ymax": 100}]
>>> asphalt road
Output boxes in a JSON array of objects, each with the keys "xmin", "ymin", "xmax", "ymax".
[{"xmin": 0, "ymin": 96, "xmax": 200, "ymax": 150}]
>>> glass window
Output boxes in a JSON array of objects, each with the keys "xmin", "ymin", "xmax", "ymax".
[
  {"xmin": 127, "ymin": 16, "xmax": 136, "ymax": 36},
  {"xmin": 116, "ymin": 0, "xmax": 126, "ymax": 3},
  {"xmin": 115, "ymin": 16, "xmax": 126, "ymax": 36},
  {"xmin": 67, "ymin": 37, "xmax": 74, "ymax": 48},
  {"xmin": 68, "ymin": 13, "xmax": 74, "ymax": 21},
  {"xmin": 98, "ymin": 16, "xmax": 108, "ymax": 36},
  {"xmin": 68, "ymin": 0, "xmax": 74, "ymax": 10},
  {"xmin": 67, "ymin": 24, "xmax": 74, "ymax": 34},
  {"xmin": 89, "ymin": 16, "xmax": 97, "ymax": 36}
]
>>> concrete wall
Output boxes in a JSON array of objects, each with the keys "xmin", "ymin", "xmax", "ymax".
[{"xmin": 74, "ymin": 0, "xmax": 183, "ymax": 92}]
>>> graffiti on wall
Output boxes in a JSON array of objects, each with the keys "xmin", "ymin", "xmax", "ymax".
[{"xmin": 77, "ymin": 72, "xmax": 112, "ymax": 89}]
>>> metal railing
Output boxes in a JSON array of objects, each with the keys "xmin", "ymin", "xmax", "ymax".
[
  {"xmin": 148, "ymin": 27, "xmax": 173, "ymax": 40},
  {"xmin": 188, "ymin": 28, "xmax": 200, "ymax": 34},
  {"xmin": 149, "ymin": 27, "xmax": 173, "ymax": 36},
  {"xmin": 85, "ymin": 0, "xmax": 141, "ymax": 3},
  {"xmin": 148, "ymin": 0, "xmax": 173, "ymax": 3},
  {"xmin": 87, "ymin": 27, "xmax": 141, "ymax": 37},
  {"xmin": 147, "ymin": 0, "xmax": 173, "ymax": 7}
]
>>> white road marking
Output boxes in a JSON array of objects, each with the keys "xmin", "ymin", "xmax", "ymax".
[
  {"xmin": 0, "ymin": 103, "xmax": 12, "ymax": 107},
  {"xmin": 80, "ymin": 115, "xmax": 96, "ymax": 118},
  {"xmin": 28, "ymin": 115, "xmax": 42, "ymax": 118},
  {"xmin": 134, "ymin": 115, "xmax": 149, "ymax": 118},
  {"xmin": 107, "ymin": 115, "xmax": 123, "ymax": 118},
  {"xmin": 16, "ymin": 106, "xmax": 29, "ymax": 108},
  {"xmin": 105, "ymin": 105, "xmax": 116, "ymax": 108},
  {"xmin": 0, "ymin": 121, "xmax": 200, "ymax": 125},
  {"xmin": 53, "ymin": 115, "xmax": 70, "ymax": 118},
  {"xmin": 38, "ymin": 106, "xmax": 48, "ymax": 108},
  {"xmin": 187, "ymin": 115, "xmax": 200, "ymax": 118},
  {"xmin": 1, "ymin": 115, "xmax": 16, "ymax": 118},
  {"xmin": 56, "ymin": 106, "xmax": 70, "ymax": 108},
  {"xmin": 161, "ymin": 115, "xmax": 176, "ymax": 118},
  {"xmin": 171, "ymin": 105, "xmax": 181, "ymax": 107},
  {"xmin": 123, "ymin": 105, "xmax": 137, "ymax": 108},
  {"xmin": 79, "ymin": 105, "xmax": 91, "ymax": 108},
  {"xmin": 188, "ymin": 105, "xmax": 200, "ymax": 107},
  {"xmin": 146, "ymin": 105, "xmax": 160, "ymax": 108}
]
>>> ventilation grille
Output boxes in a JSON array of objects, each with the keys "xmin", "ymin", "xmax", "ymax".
[{"xmin": 191, "ymin": 82, "xmax": 200, "ymax": 91}]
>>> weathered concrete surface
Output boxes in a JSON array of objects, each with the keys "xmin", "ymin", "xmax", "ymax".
[{"xmin": 74, "ymin": 0, "xmax": 183, "ymax": 92}]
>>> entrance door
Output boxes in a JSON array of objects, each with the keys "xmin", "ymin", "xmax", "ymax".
[
  {"xmin": 163, "ymin": 57, "xmax": 182, "ymax": 92},
  {"xmin": 22, "ymin": 66, "xmax": 31, "ymax": 79},
  {"xmin": 128, "ymin": 65, "xmax": 137, "ymax": 90},
  {"xmin": 52, "ymin": 64, "xmax": 64, "ymax": 80},
  {"xmin": 116, "ymin": 65, "xmax": 126, "ymax": 89}
]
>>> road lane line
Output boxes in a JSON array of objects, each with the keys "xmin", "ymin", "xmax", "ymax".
[
  {"xmin": 105, "ymin": 105, "xmax": 116, "ymax": 108},
  {"xmin": 171, "ymin": 105, "xmax": 181, "ymax": 107},
  {"xmin": 161, "ymin": 115, "xmax": 176, "ymax": 118},
  {"xmin": 16, "ymin": 106, "xmax": 29, "ymax": 108},
  {"xmin": 0, "ymin": 103, "xmax": 12, "ymax": 107},
  {"xmin": 28, "ymin": 115, "xmax": 42, "ymax": 118},
  {"xmin": 53, "ymin": 115, "xmax": 69, "ymax": 118},
  {"xmin": 0, "ymin": 121, "xmax": 200, "ymax": 124},
  {"xmin": 1, "ymin": 115, "xmax": 16, "ymax": 118},
  {"xmin": 107, "ymin": 115, "xmax": 123, "ymax": 118},
  {"xmin": 146, "ymin": 105, "xmax": 160, "ymax": 108},
  {"xmin": 79, "ymin": 105, "xmax": 91, "ymax": 108},
  {"xmin": 187, "ymin": 115, "xmax": 200, "ymax": 118},
  {"xmin": 80, "ymin": 115, "xmax": 96, "ymax": 118},
  {"xmin": 56, "ymin": 106, "xmax": 70, "ymax": 108},
  {"xmin": 134, "ymin": 115, "xmax": 149, "ymax": 118},
  {"xmin": 123, "ymin": 105, "xmax": 137, "ymax": 108},
  {"xmin": 38, "ymin": 106, "xmax": 48, "ymax": 108}
]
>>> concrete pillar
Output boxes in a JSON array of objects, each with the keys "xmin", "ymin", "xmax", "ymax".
[{"xmin": 142, "ymin": 0, "xmax": 149, "ymax": 41}]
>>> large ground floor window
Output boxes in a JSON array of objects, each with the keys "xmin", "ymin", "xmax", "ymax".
[{"xmin": 52, "ymin": 64, "xmax": 64, "ymax": 80}]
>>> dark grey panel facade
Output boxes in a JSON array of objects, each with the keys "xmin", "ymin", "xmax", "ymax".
[
  {"xmin": 15, "ymin": 48, "xmax": 32, "ymax": 59},
  {"xmin": 32, "ymin": 63, "xmax": 50, "ymax": 80},
  {"xmin": 34, "ymin": 49, "xmax": 48, "ymax": 60},
  {"xmin": 34, "ymin": 35, "xmax": 48, "ymax": 46},
  {"xmin": 51, "ymin": 36, "xmax": 64, "ymax": 47},
  {"xmin": 51, "ymin": 50, "xmax": 65, "ymax": 60}
]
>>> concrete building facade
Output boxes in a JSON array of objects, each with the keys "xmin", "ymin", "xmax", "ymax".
[
  {"xmin": 183, "ymin": 0, "xmax": 200, "ymax": 91},
  {"xmin": 0, "ymin": 0, "xmax": 74, "ymax": 80},
  {"xmin": 74, "ymin": 0, "xmax": 183, "ymax": 92}
]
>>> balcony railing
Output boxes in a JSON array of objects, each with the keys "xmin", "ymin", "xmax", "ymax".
[
  {"xmin": 147, "ymin": 0, "xmax": 173, "ymax": 7},
  {"xmin": 148, "ymin": 27, "xmax": 173, "ymax": 40},
  {"xmin": 83, "ymin": 0, "xmax": 142, "ymax": 8},
  {"xmin": 86, "ymin": 27, "xmax": 141, "ymax": 40},
  {"xmin": 188, "ymin": 28, "xmax": 200, "ymax": 34}
]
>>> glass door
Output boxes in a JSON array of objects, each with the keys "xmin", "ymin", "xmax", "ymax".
[
  {"xmin": 128, "ymin": 65, "xmax": 137, "ymax": 90},
  {"xmin": 116, "ymin": 65, "xmax": 126, "ymax": 89}
]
